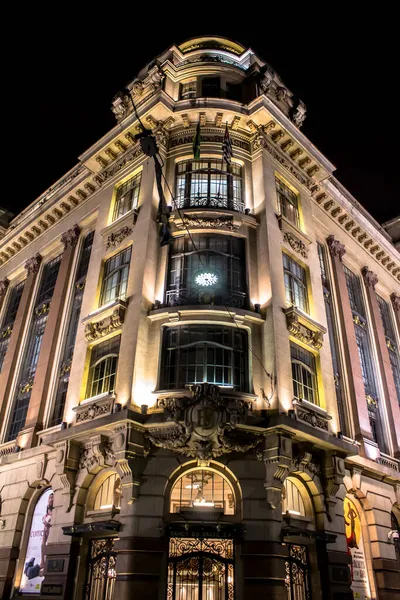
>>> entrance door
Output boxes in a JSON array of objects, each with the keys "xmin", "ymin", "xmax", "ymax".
[
  {"xmin": 285, "ymin": 544, "xmax": 311, "ymax": 600},
  {"xmin": 84, "ymin": 538, "xmax": 117, "ymax": 600},
  {"xmin": 167, "ymin": 537, "xmax": 234, "ymax": 600}
]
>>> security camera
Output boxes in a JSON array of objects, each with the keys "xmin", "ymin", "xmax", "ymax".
[{"xmin": 388, "ymin": 529, "xmax": 399, "ymax": 541}]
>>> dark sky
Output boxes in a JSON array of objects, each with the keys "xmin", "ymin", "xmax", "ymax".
[{"xmin": 5, "ymin": 14, "xmax": 398, "ymax": 225}]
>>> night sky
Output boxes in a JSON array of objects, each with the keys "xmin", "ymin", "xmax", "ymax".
[{"xmin": 6, "ymin": 15, "xmax": 398, "ymax": 225}]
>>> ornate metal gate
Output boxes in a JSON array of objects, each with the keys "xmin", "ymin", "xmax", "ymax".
[
  {"xmin": 285, "ymin": 544, "xmax": 311, "ymax": 600},
  {"xmin": 84, "ymin": 538, "xmax": 117, "ymax": 600},
  {"xmin": 167, "ymin": 537, "xmax": 234, "ymax": 600}
]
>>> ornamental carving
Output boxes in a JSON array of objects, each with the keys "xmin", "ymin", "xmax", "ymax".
[
  {"xmin": 61, "ymin": 225, "xmax": 80, "ymax": 250},
  {"xmin": 283, "ymin": 231, "xmax": 308, "ymax": 258},
  {"xmin": 24, "ymin": 253, "xmax": 42, "ymax": 276},
  {"xmin": 0, "ymin": 325, "xmax": 12, "ymax": 338},
  {"xmin": 147, "ymin": 383, "xmax": 261, "ymax": 460},
  {"xmin": 106, "ymin": 226, "xmax": 133, "ymax": 250},
  {"xmin": 0, "ymin": 278, "xmax": 9, "ymax": 299},
  {"xmin": 327, "ymin": 235, "xmax": 346, "ymax": 261},
  {"xmin": 96, "ymin": 144, "xmax": 143, "ymax": 183},
  {"xmin": 361, "ymin": 266, "xmax": 378, "ymax": 289},
  {"xmin": 292, "ymin": 101, "xmax": 307, "ymax": 128},
  {"xmin": 35, "ymin": 302, "xmax": 50, "ymax": 316},
  {"xmin": 296, "ymin": 406, "xmax": 329, "ymax": 431},
  {"xmin": 74, "ymin": 395, "xmax": 114, "ymax": 424},
  {"xmin": 79, "ymin": 435, "xmax": 114, "ymax": 473},
  {"xmin": 390, "ymin": 293, "xmax": 400, "ymax": 312},
  {"xmin": 284, "ymin": 307, "xmax": 325, "ymax": 349},
  {"xmin": 84, "ymin": 304, "xmax": 126, "ymax": 342},
  {"xmin": 176, "ymin": 215, "xmax": 239, "ymax": 232},
  {"xmin": 111, "ymin": 92, "xmax": 131, "ymax": 121}
]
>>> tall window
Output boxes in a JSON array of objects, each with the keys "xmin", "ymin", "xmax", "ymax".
[
  {"xmin": 180, "ymin": 80, "xmax": 196, "ymax": 99},
  {"xmin": 6, "ymin": 256, "xmax": 61, "ymax": 441},
  {"xmin": 344, "ymin": 267, "xmax": 384, "ymax": 449},
  {"xmin": 161, "ymin": 325, "xmax": 248, "ymax": 391},
  {"xmin": 283, "ymin": 254, "xmax": 309, "ymax": 313},
  {"xmin": 100, "ymin": 247, "xmax": 131, "ymax": 306},
  {"xmin": 0, "ymin": 281, "xmax": 24, "ymax": 372},
  {"xmin": 86, "ymin": 335, "xmax": 121, "ymax": 398},
  {"xmin": 201, "ymin": 76, "xmax": 221, "ymax": 97},
  {"xmin": 276, "ymin": 178, "xmax": 300, "ymax": 228},
  {"xmin": 291, "ymin": 342, "xmax": 318, "ymax": 405},
  {"xmin": 317, "ymin": 243, "xmax": 348, "ymax": 434},
  {"xmin": 49, "ymin": 232, "xmax": 94, "ymax": 426},
  {"xmin": 175, "ymin": 160, "xmax": 244, "ymax": 212},
  {"xmin": 113, "ymin": 173, "xmax": 141, "ymax": 221},
  {"xmin": 377, "ymin": 295, "xmax": 400, "ymax": 404},
  {"xmin": 166, "ymin": 234, "xmax": 247, "ymax": 308}
]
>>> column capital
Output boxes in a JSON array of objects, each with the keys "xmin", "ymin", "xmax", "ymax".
[
  {"xmin": 0, "ymin": 278, "xmax": 9, "ymax": 299},
  {"xmin": 361, "ymin": 266, "xmax": 378, "ymax": 290},
  {"xmin": 327, "ymin": 235, "xmax": 346, "ymax": 261},
  {"xmin": 391, "ymin": 292, "xmax": 400, "ymax": 312},
  {"xmin": 24, "ymin": 253, "xmax": 42, "ymax": 276},
  {"xmin": 61, "ymin": 224, "xmax": 80, "ymax": 250}
]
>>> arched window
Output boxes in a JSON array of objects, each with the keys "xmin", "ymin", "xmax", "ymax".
[
  {"xmin": 170, "ymin": 469, "xmax": 235, "ymax": 515},
  {"xmin": 282, "ymin": 478, "xmax": 307, "ymax": 517},
  {"xmin": 161, "ymin": 325, "xmax": 248, "ymax": 391},
  {"xmin": 175, "ymin": 160, "xmax": 244, "ymax": 212},
  {"xmin": 165, "ymin": 234, "xmax": 248, "ymax": 308},
  {"xmin": 93, "ymin": 473, "xmax": 122, "ymax": 511},
  {"xmin": 86, "ymin": 336, "xmax": 121, "ymax": 398}
]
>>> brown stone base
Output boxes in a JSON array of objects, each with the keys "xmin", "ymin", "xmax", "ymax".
[
  {"xmin": 373, "ymin": 557, "xmax": 400, "ymax": 600},
  {"xmin": 241, "ymin": 541, "xmax": 288, "ymax": 600},
  {"xmin": 0, "ymin": 546, "xmax": 19, "ymax": 600},
  {"xmin": 114, "ymin": 536, "xmax": 165, "ymax": 599},
  {"xmin": 316, "ymin": 542, "xmax": 353, "ymax": 600}
]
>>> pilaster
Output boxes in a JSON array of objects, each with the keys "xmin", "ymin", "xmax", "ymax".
[
  {"xmin": 391, "ymin": 293, "xmax": 400, "ymax": 335},
  {"xmin": 17, "ymin": 226, "xmax": 80, "ymax": 448},
  {"xmin": 361, "ymin": 267, "xmax": 400, "ymax": 456},
  {"xmin": 0, "ymin": 278, "xmax": 9, "ymax": 313},
  {"xmin": 0, "ymin": 254, "xmax": 42, "ymax": 432},
  {"xmin": 326, "ymin": 236, "xmax": 373, "ymax": 452}
]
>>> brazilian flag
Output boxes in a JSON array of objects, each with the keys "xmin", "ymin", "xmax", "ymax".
[{"xmin": 193, "ymin": 120, "xmax": 201, "ymax": 160}]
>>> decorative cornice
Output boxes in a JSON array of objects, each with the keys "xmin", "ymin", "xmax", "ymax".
[
  {"xmin": 0, "ymin": 278, "xmax": 9, "ymax": 299},
  {"xmin": 74, "ymin": 397, "xmax": 115, "ymax": 424},
  {"xmin": 391, "ymin": 293, "xmax": 400, "ymax": 313},
  {"xmin": 327, "ymin": 235, "xmax": 346, "ymax": 261},
  {"xmin": 106, "ymin": 225, "xmax": 134, "ymax": 250},
  {"xmin": 361, "ymin": 266, "xmax": 378, "ymax": 290},
  {"xmin": 61, "ymin": 224, "xmax": 80, "ymax": 250},
  {"xmin": 284, "ymin": 306, "xmax": 326, "ymax": 349},
  {"xmin": 24, "ymin": 253, "xmax": 42, "ymax": 276},
  {"xmin": 84, "ymin": 301, "xmax": 126, "ymax": 342}
]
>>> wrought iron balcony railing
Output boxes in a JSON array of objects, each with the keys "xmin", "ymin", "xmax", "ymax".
[
  {"xmin": 165, "ymin": 288, "xmax": 248, "ymax": 308},
  {"xmin": 175, "ymin": 194, "xmax": 245, "ymax": 213}
]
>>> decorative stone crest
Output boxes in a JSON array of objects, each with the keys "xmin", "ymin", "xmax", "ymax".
[
  {"xmin": 79, "ymin": 435, "xmax": 114, "ymax": 473},
  {"xmin": 283, "ymin": 231, "xmax": 308, "ymax": 258},
  {"xmin": 292, "ymin": 100, "xmax": 307, "ymax": 128},
  {"xmin": 61, "ymin": 225, "xmax": 80, "ymax": 250},
  {"xmin": 74, "ymin": 394, "xmax": 115, "ymax": 423},
  {"xmin": 361, "ymin": 266, "xmax": 378, "ymax": 289},
  {"xmin": 390, "ymin": 293, "xmax": 400, "ymax": 312},
  {"xmin": 148, "ymin": 383, "xmax": 260, "ymax": 460},
  {"xmin": 284, "ymin": 307, "xmax": 325, "ymax": 349},
  {"xmin": 176, "ymin": 214, "xmax": 239, "ymax": 232},
  {"xmin": 84, "ymin": 302, "xmax": 126, "ymax": 342},
  {"xmin": 111, "ymin": 92, "xmax": 131, "ymax": 121},
  {"xmin": 0, "ymin": 278, "xmax": 9, "ymax": 299},
  {"xmin": 24, "ymin": 253, "xmax": 42, "ymax": 276},
  {"xmin": 327, "ymin": 235, "xmax": 346, "ymax": 262},
  {"xmin": 106, "ymin": 226, "xmax": 133, "ymax": 250},
  {"xmin": 296, "ymin": 407, "xmax": 329, "ymax": 431}
]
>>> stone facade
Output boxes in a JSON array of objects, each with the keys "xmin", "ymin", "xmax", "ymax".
[{"xmin": 0, "ymin": 36, "xmax": 399, "ymax": 600}]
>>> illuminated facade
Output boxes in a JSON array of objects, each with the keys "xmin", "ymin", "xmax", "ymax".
[{"xmin": 0, "ymin": 36, "xmax": 399, "ymax": 600}]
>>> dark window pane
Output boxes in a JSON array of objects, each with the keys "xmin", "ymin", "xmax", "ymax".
[{"xmin": 202, "ymin": 77, "xmax": 220, "ymax": 98}]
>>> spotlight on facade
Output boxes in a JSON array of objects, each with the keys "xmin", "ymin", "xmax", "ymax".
[
  {"xmin": 388, "ymin": 529, "xmax": 399, "ymax": 541},
  {"xmin": 141, "ymin": 404, "xmax": 149, "ymax": 415},
  {"xmin": 153, "ymin": 299, "xmax": 162, "ymax": 310},
  {"xmin": 245, "ymin": 208, "xmax": 251, "ymax": 215},
  {"xmin": 13, "ymin": 445, "xmax": 21, "ymax": 453},
  {"xmin": 288, "ymin": 409, "xmax": 295, "ymax": 419},
  {"xmin": 254, "ymin": 303, "xmax": 261, "ymax": 314},
  {"xmin": 113, "ymin": 403, "xmax": 122, "ymax": 413},
  {"xmin": 337, "ymin": 431, "xmax": 343, "ymax": 439},
  {"xmin": 61, "ymin": 421, "xmax": 68, "ymax": 430}
]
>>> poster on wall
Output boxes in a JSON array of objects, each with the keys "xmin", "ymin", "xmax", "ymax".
[
  {"xmin": 344, "ymin": 497, "xmax": 371, "ymax": 600},
  {"xmin": 19, "ymin": 488, "xmax": 54, "ymax": 594}
]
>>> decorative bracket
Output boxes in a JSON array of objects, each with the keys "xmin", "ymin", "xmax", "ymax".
[{"xmin": 284, "ymin": 306, "xmax": 326, "ymax": 349}]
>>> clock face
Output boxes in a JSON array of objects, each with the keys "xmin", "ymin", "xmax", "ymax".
[{"xmin": 195, "ymin": 271, "xmax": 219, "ymax": 287}]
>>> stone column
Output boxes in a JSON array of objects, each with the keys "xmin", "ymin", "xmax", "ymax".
[
  {"xmin": 0, "ymin": 254, "xmax": 42, "ymax": 429},
  {"xmin": 326, "ymin": 236, "xmax": 372, "ymax": 449},
  {"xmin": 17, "ymin": 226, "xmax": 80, "ymax": 448},
  {"xmin": 0, "ymin": 278, "xmax": 10, "ymax": 313},
  {"xmin": 391, "ymin": 293, "xmax": 400, "ymax": 335},
  {"xmin": 361, "ymin": 267, "xmax": 400, "ymax": 456},
  {"xmin": 113, "ymin": 537, "xmax": 165, "ymax": 600}
]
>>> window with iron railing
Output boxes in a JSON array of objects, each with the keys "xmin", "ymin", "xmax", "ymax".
[
  {"xmin": 100, "ymin": 246, "xmax": 131, "ymax": 306},
  {"xmin": 161, "ymin": 325, "xmax": 248, "ymax": 392},
  {"xmin": 165, "ymin": 234, "xmax": 248, "ymax": 308},
  {"xmin": 377, "ymin": 294, "xmax": 400, "ymax": 404},
  {"xmin": 86, "ymin": 335, "xmax": 121, "ymax": 398},
  {"xmin": 0, "ymin": 281, "xmax": 24, "ymax": 372},
  {"xmin": 49, "ymin": 232, "xmax": 94, "ymax": 426},
  {"xmin": 175, "ymin": 160, "xmax": 244, "ymax": 212},
  {"xmin": 283, "ymin": 254, "xmax": 309, "ymax": 313},
  {"xmin": 6, "ymin": 256, "xmax": 61, "ymax": 441},
  {"xmin": 113, "ymin": 173, "xmax": 141, "ymax": 221},
  {"xmin": 276, "ymin": 178, "xmax": 300, "ymax": 228},
  {"xmin": 317, "ymin": 243, "xmax": 348, "ymax": 434},
  {"xmin": 290, "ymin": 342, "xmax": 319, "ymax": 405}
]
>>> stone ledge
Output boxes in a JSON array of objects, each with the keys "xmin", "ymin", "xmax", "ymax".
[
  {"xmin": 277, "ymin": 214, "xmax": 312, "ymax": 259},
  {"xmin": 73, "ymin": 392, "xmax": 116, "ymax": 424},
  {"xmin": 82, "ymin": 298, "xmax": 127, "ymax": 342},
  {"xmin": 284, "ymin": 306, "xmax": 327, "ymax": 349},
  {"xmin": 292, "ymin": 398, "xmax": 332, "ymax": 432}
]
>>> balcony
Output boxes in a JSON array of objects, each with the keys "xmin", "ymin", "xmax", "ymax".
[
  {"xmin": 165, "ymin": 287, "xmax": 248, "ymax": 309},
  {"xmin": 176, "ymin": 194, "xmax": 245, "ymax": 213}
]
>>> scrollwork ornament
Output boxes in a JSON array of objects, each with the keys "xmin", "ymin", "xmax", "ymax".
[
  {"xmin": 327, "ymin": 235, "xmax": 346, "ymax": 261},
  {"xmin": 24, "ymin": 253, "xmax": 42, "ymax": 276},
  {"xmin": 0, "ymin": 278, "xmax": 9, "ymax": 299},
  {"xmin": 61, "ymin": 225, "xmax": 80, "ymax": 250}
]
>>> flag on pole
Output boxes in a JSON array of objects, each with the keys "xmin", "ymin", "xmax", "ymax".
[
  {"xmin": 193, "ymin": 120, "xmax": 201, "ymax": 160},
  {"xmin": 222, "ymin": 123, "xmax": 233, "ymax": 165}
]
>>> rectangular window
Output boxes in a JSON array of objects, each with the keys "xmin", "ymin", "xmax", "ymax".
[
  {"xmin": 201, "ymin": 77, "xmax": 220, "ymax": 98},
  {"xmin": 36, "ymin": 255, "xmax": 62, "ymax": 306},
  {"xmin": 344, "ymin": 266, "xmax": 365, "ymax": 318},
  {"xmin": 0, "ymin": 281, "xmax": 25, "ymax": 372},
  {"xmin": 180, "ymin": 80, "xmax": 196, "ymax": 99},
  {"xmin": 290, "ymin": 342, "xmax": 319, "ymax": 404},
  {"xmin": 49, "ymin": 232, "xmax": 94, "ymax": 426},
  {"xmin": 377, "ymin": 294, "xmax": 400, "ymax": 403},
  {"xmin": 100, "ymin": 247, "xmax": 132, "ymax": 306},
  {"xmin": 113, "ymin": 173, "xmax": 141, "ymax": 221},
  {"xmin": 86, "ymin": 335, "xmax": 121, "ymax": 398},
  {"xmin": 283, "ymin": 254, "xmax": 309, "ymax": 313},
  {"xmin": 276, "ymin": 178, "xmax": 300, "ymax": 228}
]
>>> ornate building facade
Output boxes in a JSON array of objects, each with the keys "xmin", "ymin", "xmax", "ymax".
[{"xmin": 0, "ymin": 36, "xmax": 399, "ymax": 600}]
